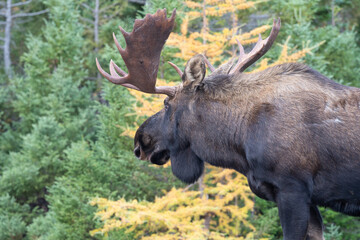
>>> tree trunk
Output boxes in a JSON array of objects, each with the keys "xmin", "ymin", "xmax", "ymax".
[
  {"xmin": 160, "ymin": 55, "xmax": 164, "ymax": 79},
  {"xmin": 198, "ymin": 170, "xmax": 211, "ymax": 235},
  {"xmin": 94, "ymin": 0, "xmax": 101, "ymax": 85},
  {"xmin": 202, "ymin": 0, "xmax": 208, "ymax": 48},
  {"xmin": 199, "ymin": 171, "xmax": 205, "ymax": 199},
  {"xmin": 1, "ymin": 0, "xmax": 47, "ymax": 78},
  {"xmin": 331, "ymin": 0, "xmax": 335, "ymax": 26},
  {"xmin": 230, "ymin": 0, "xmax": 237, "ymax": 56},
  {"xmin": 4, "ymin": 0, "xmax": 12, "ymax": 78}
]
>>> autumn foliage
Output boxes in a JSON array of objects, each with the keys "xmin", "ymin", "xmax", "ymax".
[
  {"xmin": 90, "ymin": 170, "xmax": 256, "ymax": 239},
  {"xmin": 168, "ymin": 0, "xmax": 267, "ymax": 62}
]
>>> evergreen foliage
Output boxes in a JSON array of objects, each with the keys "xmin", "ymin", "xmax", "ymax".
[{"xmin": 0, "ymin": 194, "xmax": 29, "ymax": 240}]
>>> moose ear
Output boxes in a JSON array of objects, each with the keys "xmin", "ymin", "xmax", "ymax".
[{"xmin": 183, "ymin": 54, "xmax": 206, "ymax": 90}]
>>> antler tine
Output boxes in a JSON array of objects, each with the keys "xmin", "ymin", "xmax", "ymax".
[
  {"xmin": 118, "ymin": 26, "xmax": 130, "ymax": 43},
  {"xmin": 235, "ymin": 38, "xmax": 245, "ymax": 60},
  {"xmin": 168, "ymin": 54, "xmax": 215, "ymax": 77},
  {"xmin": 110, "ymin": 62, "xmax": 141, "ymax": 90},
  {"xmin": 96, "ymin": 9, "xmax": 177, "ymax": 96},
  {"xmin": 96, "ymin": 58, "xmax": 128, "ymax": 85},
  {"xmin": 155, "ymin": 86, "xmax": 177, "ymax": 96},
  {"xmin": 202, "ymin": 56, "xmax": 215, "ymax": 72},
  {"xmin": 112, "ymin": 33, "xmax": 126, "ymax": 56},
  {"xmin": 229, "ymin": 18, "xmax": 281, "ymax": 74},
  {"xmin": 111, "ymin": 60, "xmax": 127, "ymax": 76},
  {"xmin": 168, "ymin": 61, "xmax": 183, "ymax": 77}
]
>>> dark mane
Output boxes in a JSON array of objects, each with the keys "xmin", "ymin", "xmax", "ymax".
[
  {"xmin": 255, "ymin": 62, "xmax": 346, "ymax": 91},
  {"xmin": 201, "ymin": 62, "xmax": 350, "ymax": 100}
]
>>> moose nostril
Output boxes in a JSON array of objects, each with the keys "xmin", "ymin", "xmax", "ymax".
[{"xmin": 134, "ymin": 146, "xmax": 141, "ymax": 158}]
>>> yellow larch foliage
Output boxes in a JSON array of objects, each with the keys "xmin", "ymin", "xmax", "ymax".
[
  {"xmin": 206, "ymin": 2, "xmax": 255, "ymax": 17},
  {"xmin": 185, "ymin": 0, "xmax": 255, "ymax": 16},
  {"xmin": 168, "ymin": 0, "xmax": 260, "ymax": 62},
  {"xmin": 90, "ymin": 167, "xmax": 258, "ymax": 239},
  {"xmin": 254, "ymin": 36, "xmax": 325, "ymax": 72},
  {"xmin": 185, "ymin": 0, "xmax": 202, "ymax": 9}
]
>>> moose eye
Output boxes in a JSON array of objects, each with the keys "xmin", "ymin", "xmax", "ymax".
[{"xmin": 164, "ymin": 97, "xmax": 169, "ymax": 108}]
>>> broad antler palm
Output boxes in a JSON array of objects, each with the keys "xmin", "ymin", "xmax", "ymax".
[
  {"xmin": 96, "ymin": 9, "xmax": 280, "ymax": 96},
  {"xmin": 96, "ymin": 9, "xmax": 177, "ymax": 96}
]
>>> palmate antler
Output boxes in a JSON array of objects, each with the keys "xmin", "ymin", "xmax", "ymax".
[
  {"xmin": 96, "ymin": 9, "xmax": 280, "ymax": 96},
  {"xmin": 229, "ymin": 18, "xmax": 281, "ymax": 74},
  {"xmin": 96, "ymin": 9, "xmax": 177, "ymax": 96}
]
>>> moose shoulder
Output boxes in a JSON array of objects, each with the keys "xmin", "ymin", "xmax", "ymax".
[{"xmin": 96, "ymin": 9, "xmax": 360, "ymax": 240}]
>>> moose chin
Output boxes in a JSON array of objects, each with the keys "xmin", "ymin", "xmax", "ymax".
[{"xmin": 96, "ymin": 8, "xmax": 360, "ymax": 240}]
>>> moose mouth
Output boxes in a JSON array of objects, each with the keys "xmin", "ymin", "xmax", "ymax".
[{"xmin": 134, "ymin": 144, "xmax": 170, "ymax": 165}]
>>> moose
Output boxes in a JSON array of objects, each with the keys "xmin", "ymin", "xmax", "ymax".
[{"xmin": 96, "ymin": 9, "xmax": 360, "ymax": 240}]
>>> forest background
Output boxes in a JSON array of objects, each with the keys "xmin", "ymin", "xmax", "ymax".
[{"xmin": 0, "ymin": 0, "xmax": 360, "ymax": 239}]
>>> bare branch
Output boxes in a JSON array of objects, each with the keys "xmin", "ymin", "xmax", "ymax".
[
  {"xmin": 11, "ymin": 0, "xmax": 32, "ymax": 7},
  {"xmin": 81, "ymin": 3, "xmax": 92, "ymax": 11},
  {"xmin": 80, "ymin": 17, "xmax": 94, "ymax": 25},
  {"xmin": 0, "ymin": 21, "xmax": 6, "ymax": 25},
  {"xmin": 182, "ymin": 183, "xmax": 195, "ymax": 192},
  {"xmin": 0, "ymin": 37, "xmax": 4, "ymax": 41},
  {"xmin": 83, "ymin": 25, "xmax": 92, "ymax": 30},
  {"xmin": 128, "ymin": 0, "xmax": 146, "ymax": 4},
  {"xmin": 13, "ymin": 18, "xmax": 32, "ymax": 24},
  {"xmin": 102, "ymin": 13, "xmax": 117, "ymax": 20},
  {"xmin": 12, "ymin": 9, "xmax": 48, "ymax": 18},
  {"xmin": 99, "ymin": 2, "xmax": 118, "ymax": 13}
]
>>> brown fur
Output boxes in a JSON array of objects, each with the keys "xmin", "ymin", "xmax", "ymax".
[{"xmin": 202, "ymin": 62, "xmax": 357, "ymax": 101}]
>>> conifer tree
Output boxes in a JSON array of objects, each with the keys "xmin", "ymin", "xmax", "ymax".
[
  {"xmin": 0, "ymin": 1, "xmax": 181, "ymax": 238},
  {"xmin": 0, "ymin": 0, "xmax": 97, "ymax": 238},
  {"xmin": 79, "ymin": 0, "xmax": 131, "ymax": 89},
  {"xmin": 0, "ymin": 0, "xmax": 48, "ymax": 78}
]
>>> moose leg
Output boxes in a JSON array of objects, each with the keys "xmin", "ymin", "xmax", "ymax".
[
  {"xmin": 276, "ymin": 189, "xmax": 310, "ymax": 240},
  {"xmin": 306, "ymin": 206, "xmax": 324, "ymax": 240}
]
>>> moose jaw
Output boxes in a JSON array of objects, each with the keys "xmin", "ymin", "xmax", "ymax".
[{"xmin": 96, "ymin": 9, "xmax": 360, "ymax": 240}]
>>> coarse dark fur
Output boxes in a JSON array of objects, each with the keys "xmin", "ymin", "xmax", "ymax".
[{"xmin": 134, "ymin": 55, "xmax": 360, "ymax": 240}]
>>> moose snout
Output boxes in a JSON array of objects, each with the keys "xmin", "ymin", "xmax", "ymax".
[
  {"xmin": 134, "ymin": 143, "xmax": 148, "ymax": 161},
  {"xmin": 134, "ymin": 145, "xmax": 141, "ymax": 158}
]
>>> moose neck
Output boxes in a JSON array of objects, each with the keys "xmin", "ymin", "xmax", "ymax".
[
  {"xmin": 178, "ymin": 90, "xmax": 252, "ymax": 175},
  {"xmin": 177, "ymin": 63, "xmax": 334, "ymax": 175}
]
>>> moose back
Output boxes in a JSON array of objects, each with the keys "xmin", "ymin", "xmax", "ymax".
[{"xmin": 96, "ymin": 9, "xmax": 360, "ymax": 240}]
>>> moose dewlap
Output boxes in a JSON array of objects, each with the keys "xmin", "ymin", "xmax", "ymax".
[{"xmin": 96, "ymin": 8, "xmax": 360, "ymax": 240}]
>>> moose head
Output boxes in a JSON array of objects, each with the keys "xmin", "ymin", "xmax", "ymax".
[
  {"xmin": 97, "ymin": 9, "xmax": 360, "ymax": 240},
  {"xmin": 96, "ymin": 9, "xmax": 280, "ymax": 183}
]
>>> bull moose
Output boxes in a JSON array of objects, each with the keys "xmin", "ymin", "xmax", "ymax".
[{"xmin": 96, "ymin": 9, "xmax": 360, "ymax": 240}]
